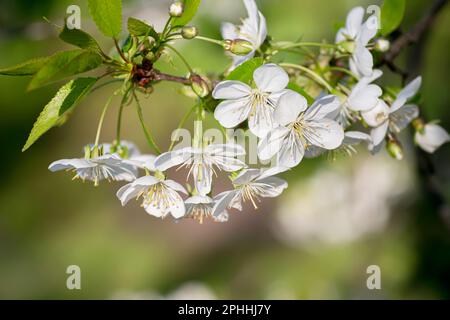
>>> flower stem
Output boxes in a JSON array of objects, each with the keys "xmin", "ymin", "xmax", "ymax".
[
  {"xmin": 116, "ymin": 88, "xmax": 132, "ymax": 144},
  {"xmin": 329, "ymin": 67, "xmax": 358, "ymax": 80},
  {"xmin": 114, "ymin": 38, "xmax": 129, "ymax": 63},
  {"xmin": 169, "ymin": 104, "xmax": 196, "ymax": 152},
  {"xmin": 280, "ymin": 63, "xmax": 334, "ymax": 92},
  {"xmin": 94, "ymin": 95, "xmax": 114, "ymax": 147},
  {"xmin": 132, "ymin": 90, "xmax": 162, "ymax": 155},
  {"xmin": 274, "ymin": 41, "xmax": 337, "ymax": 50},
  {"xmin": 193, "ymin": 36, "xmax": 224, "ymax": 47},
  {"xmin": 165, "ymin": 44, "xmax": 194, "ymax": 74}
]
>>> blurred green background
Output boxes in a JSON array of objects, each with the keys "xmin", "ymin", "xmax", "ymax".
[{"xmin": 0, "ymin": 0, "xmax": 449, "ymax": 299}]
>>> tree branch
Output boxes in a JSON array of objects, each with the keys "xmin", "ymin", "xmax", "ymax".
[{"xmin": 382, "ymin": 0, "xmax": 448, "ymax": 64}]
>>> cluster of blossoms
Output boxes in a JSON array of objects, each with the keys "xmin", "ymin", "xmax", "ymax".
[{"xmin": 3, "ymin": 0, "xmax": 448, "ymax": 224}]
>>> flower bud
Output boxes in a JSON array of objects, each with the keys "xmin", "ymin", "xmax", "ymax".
[
  {"xmin": 375, "ymin": 39, "xmax": 390, "ymax": 52},
  {"xmin": 338, "ymin": 40, "xmax": 356, "ymax": 54},
  {"xmin": 190, "ymin": 74, "xmax": 210, "ymax": 98},
  {"xmin": 386, "ymin": 137, "xmax": 404, "ymax": 160},
  {"xmin": 223, "ymin": 39, "xmax": 253, "ymax": 56},
  {"xmin": 169, "ymin": 2, "xmax": 184, "ymax": 17},
  {"xmin": 181, "ymin": 26, "xmax": 199, "ymax": 39}
]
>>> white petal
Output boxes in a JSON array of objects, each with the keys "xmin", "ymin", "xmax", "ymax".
[
  {"xmin": 212, "ymin": 81, "xmax": 251, "ymax": 100},
  {"xmin": 415, "ymin": 123, "xmax": 450, "ymax": 153},
  {"xmin": 206, "ymin": 143, "xmax": 246, "ymax": 157},
  {"xmin": 273, "ymin": 90, "xmax": 307, "ymax": 126},
  {"xmin": 214, "ymin": 98, "xmax": 251, "ymax": 128},
  {"xmin": 248, "ymin": 99, "xmax": 276, "ymax": 138},
  {"xmin": 125, "ymin": 154, "xmax": 157, "ymax": 171},
  {"xmin": 132, "ymin": 175, "xmax": 160, "ymax": 187},
  {"xmin": 192, "ymin": 164, "xmax": 213, "ymax": 196},
  {"xmin": 371, "ymin": 121, "xmax": 389, "ymax": 146},
  {"xmin": 391, "ymin": 76, "xmax": 422, "ymax": 112},
  {"xmin": 256, "ymin": 11, "xmax": 267, "ymax": 47},
  {"xmin": 163, "ymin": 179, "xmax": 188, "ymax": 195},
  {"xmin": 358, "ymin": 15, "xmax": 379, "ymax": 45},
  {"xmin": 389, "ymin": 104, "xmax": 419, "ymax": 132},
  {"xmin": 154, "ymin": 149, "xmax": 192, "ymax": 171},
  {"xmin": 257, "ymin": 166, "xmax": 290, "ymax": 180},
  {"xmin": 361, "ymin": 100, "xmax": 390, "ymax": 127},
  {"xmin": 277, "ymin": 132, "xmax": 305, "ymax": 167},
  {"xmin": 345, "ymin": 7, "xmax": 365, "ymax": 39},
  {"xmin": 344, "ymin": 131, "xmax": 372, "ymax": 145},
  {"xmin": 305, "ymin": 119, "xmax": 345, "ymax": 150},
  {"xmin": 254, "ymin": 176, "xmax": 288, "ymax": 198},
  {"xmin": 221, "ymin": 22, "xmax": 238, "ymax": 40},
  {"xmin": 116, "ymin": 184, "xmax": 141, "ymax": 206},
  {"xmin": 185, "ymin": 195, "xmax": 213, "ymax": 205},
  {"xmin": 212, "ymin": 191, "xmax": 238, "ymax": 218},
  {"xmin": 168, "ymin": 191, "xmax": 186, "ymax": 219},
  {"xmin": 233, "ymin": 169, "xmax": 261, "ymax": 185},
  {"xmin": 253, "ymin": 64, "xmax": 289, "ymax": 92},
  {"xmin": 351, "ymin": 45, "xmax": 373, "ymax": 77},
  {"xmin": 257, "ymin": 126, "xmax": 290, "ymax": 161},
  {"xmin": 305, "ymin": 95, "xmax": 341, "ymax": 120},
  {"xmin": 348, "ymin": 83, "xmax": 382, "ymax": 111},
  {"xmin": 48, "ymin": 158, "xmax": 94, "ymax": 171}
]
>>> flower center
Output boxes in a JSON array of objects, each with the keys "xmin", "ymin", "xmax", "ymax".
[
  {"xmin": 142, "ymin": 183, "xmax": 177, "ymax": 215},
  {"xmin": 187, "ymin": 203, "xmax": 213, "ymax": 224}
]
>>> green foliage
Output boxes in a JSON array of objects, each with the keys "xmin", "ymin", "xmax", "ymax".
[
  {"xmin": 59, "ymin": 24, "xmax": 103, "ymax": 54},
  {"xmin": 88, "ymin": 0, "xmax": 122, "ymax": 38},
  {"xmin": 0, "ymin": 57, "xmax": 49, "ymax": 76},
  {"xmin": 28, "ymin": 50, "xmax": 103, "ymax": 91},
  {"xmin": 287, "ymin": 82, "xmax": 314, "ymax": 105},
  {"xmin": 381, "ymin": 0, "xmax": 406, "ymax": 36},
  {"xmin": 127, "ymin": 17, "xmax": 159, "ymax": 40},
  {"xmin": 172, "ymin": 0, "xmax": 202, "ymax": 27},
  {"xmin": 23, "ymin": 78, "xmax": 98, "ymax": 151},
  {"xmin": 226, "ymin": 57, "xmax": 264, "ymax": 84}
]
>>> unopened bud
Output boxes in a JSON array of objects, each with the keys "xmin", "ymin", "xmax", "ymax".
[
  {"xmin": 169, "ymin": 2, "xmax": 184, "ymax": 17},
  {"xmin": 375, "ymin": 39, "xmax": 390, "ymax": 52},
  {"xmin": 338, "ymin": 40, "xmax": 356, "ymax": 54},
  {"xmin": 223, "ymin": 39, "xmax": 253, "ymax": 56},
  {"xmin": 386, "ymin": 137, "xmax": 404, "ymax": 160},
  {"xmin": 190, "ymin": 74, "xmax": 210, "ymax": 98},
  {"xmin": 181, "ymin": 26, "xmax": 198, "ymax": 39}
]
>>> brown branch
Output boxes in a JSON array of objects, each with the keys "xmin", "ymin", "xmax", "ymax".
[
  {"xmin": 154, "ymin": 72, "xmax": 191, "ymax": 85},
  {"xmin": 382, "ymin": 0, "xmax": 448, "ymax": 64}
]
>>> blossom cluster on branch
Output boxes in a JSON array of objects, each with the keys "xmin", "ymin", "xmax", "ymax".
[{"xmin": 1, "ymin": 0, "xmax": 448, "ymax": 224}]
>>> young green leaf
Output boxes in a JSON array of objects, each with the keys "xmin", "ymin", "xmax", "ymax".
[
  {"xmin": 172, "ymin": 0, "xmax": 202, "ymax": 27},
  {"xmin": 381, "ymin": 0, "xmax": 406, "ymax": 36},
  {"xmin": 0, "ymin": 57, "xmax": 49, "ymax": 76},
  {"xmin": 226, "ymin": 57, "xmax": 264, "ymax": 84},
  {"xmin": 28, "ymin": 50, "xmax": 102, "ymax": 91},
  {"xmin": 59, "ymin": 24, "xmax": 103, "ymax": 54},
  {"xmin": 23, "ymin": 77, "xmax": 97, "ymax": 151},
  {"xmin": 287, "ymin": 82, "xmax": 314, "ymax": 105},
  {"xmin": 88, "ymin": 0, "xmax": 122, "ymax": 38},
  {"xmin": 127, "ymin": 17, "xmax": 159, "ymax": 40}
]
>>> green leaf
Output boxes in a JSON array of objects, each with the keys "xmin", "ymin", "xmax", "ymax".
[
  {"xmin": 88, "ymin": 0, "xmax": 122, "ymax": 38},
  {"xmin": 127, "ymin": 17, "xmax": 159, "ymax": 40},
  {"xmin": 0, "ymin": 57, "xmax": 49, "ymax": 76},
  {"xmin": 226, "ymin": 57, "xmax": 264, "ymax": 84},
  {"xmin": 287, "ymin": 82, "xmax": 314, "ymax": 105},
  {"xmin": 59, "ymin": 24, "xmax": 103, "ymax": 53},
  {"xmin": 381, "ymin": 0, "xmax": 406, "ymax": 36},
  {"xmin": 172, "ymin": 0, "xmax": 201, "ymax": 27},
  {"xmin": 28, "ymin": 50, "xmax": 102, "ymax": 90},
  {"xmin": 23, "ymin": 77, "xmax": 97, "ymax": 151}
]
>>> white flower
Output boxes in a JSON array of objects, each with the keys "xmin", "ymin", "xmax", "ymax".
[
  {"xmin": 185, "ymin": 195, "xmax": 229, "ymax": 224},
  {"xmin": 415, "ymin": 123, "xmax": 450, "ymax": 153},
  {"xmin": 258, "ymin": 92, "xmax": 345, "ymax": 167},
  {"xmin": 213, "ymin": 63, "xmax": 290, "ymax": 138},
  {"xmin": 336, "ymin": 6, "xmax": 379, "ymax": 78},
  {"xmin": 117, "ymin": 175, "xmax": 187, "ymax": 219},
  {"xmin": 221, "ymin": 0, "xmax": 267, "ymax": 69},
  {"xmin": 155, "ymin": 143, "xmax": 246, "ymax": 196},
  {"xmin": 334, "ymin": 70, "xmax": 383, "ymax": 127},
  {"xmin": 49, "ymin": 144, "xmax": 138, "ymax": 186},
  {"xmin": 305, "ymin": 131, "xmax": 372, "ymax": 158},
  {"xmin": 212, "ymin": 166, "xmax": 288, "ymax": 217},
  {"xmin": 361, "ymin": 77, "xmax": 422, "ymax": 149}
]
